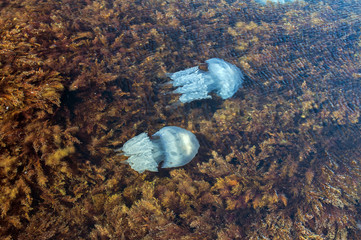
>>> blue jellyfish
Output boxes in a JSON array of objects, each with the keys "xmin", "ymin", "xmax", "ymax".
[
  {"xmin": 167, "ymin": 58, "xmax": 244, "ymax": 103},
  {"xmin": 254, "ymin": 0, "xmax": 296, "ymax": 4},
  {"xmin": 117, "ymin": 126, "xmax": 200, "ymax": 173}
]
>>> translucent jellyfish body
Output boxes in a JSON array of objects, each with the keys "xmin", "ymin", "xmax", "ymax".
[
  {"xmin": 167, "ymin": 58, "xmax": 244, "ymax": 103},
  {"xmin": 117, "ymin": 126, "xmax": 200, "ymax": 173}
]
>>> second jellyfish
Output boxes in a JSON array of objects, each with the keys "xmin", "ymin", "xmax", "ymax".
[
  {"xmin": 117, "ymin": 126, "xmax": 200, "ymax": 173},
  {"xmin": 167, "ymin": 58, "xmax": 244, "ymax": 103}
]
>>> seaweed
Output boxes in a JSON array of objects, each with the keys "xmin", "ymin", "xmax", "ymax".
[{"xmin": 0, "ymin": 0, "xmax": 360, "ymax": 239}]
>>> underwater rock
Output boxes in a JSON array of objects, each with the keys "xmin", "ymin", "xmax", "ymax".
[
  {"xmin": 117, "ymin": 126, "xmax": 200, "ymax": 173},
  {"xmin": 167, "ymin": 58, "xmax": 244, "ymax": 103}
]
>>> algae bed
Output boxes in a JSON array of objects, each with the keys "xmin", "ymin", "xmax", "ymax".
[{"xmin": 0, "ymin": 0, "xmax": 360, "ymax": 239}]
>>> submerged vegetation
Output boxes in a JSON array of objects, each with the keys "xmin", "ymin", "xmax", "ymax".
[{"xmin": 0, "ymin": 0, "xmax": 360, "ymax": 239}]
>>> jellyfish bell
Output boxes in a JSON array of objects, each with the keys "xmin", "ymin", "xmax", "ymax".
[
  {"xmin": 206, "ymin": 58, "xmax": 244, "ymax": 99},
  {"xmin": 167, "ymin": 58, "xmax": 244, "ymax": 103},
  {"xmin": 117, "ymin": 126, "xmax": 199, "ymax": 173},
  {"xmin": 153, "ymin": 126, "xmax": 200, "ymax": 168}
]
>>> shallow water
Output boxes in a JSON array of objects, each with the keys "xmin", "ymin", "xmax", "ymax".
[{"xmin": 0, "ymin": 0, "xmax": 360, "ymax": 239}]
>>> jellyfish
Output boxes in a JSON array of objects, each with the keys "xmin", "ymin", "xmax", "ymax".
[
  {"xmin": 254, "ymin": 0, "xmax": 295, "ymax": 4},
  {"xmin": 117, "ymin": 126, "xmax": 200, "ymax": 173},
  {"xmin": 167, "ymin": 58, "xmax": 244, "ymax": 103}
]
